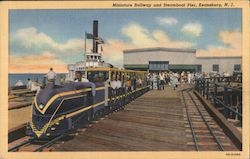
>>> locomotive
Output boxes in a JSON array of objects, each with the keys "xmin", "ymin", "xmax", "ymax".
[{"xmin": 26, "ymin": 68, "xmax": 149, "ymax": 138}]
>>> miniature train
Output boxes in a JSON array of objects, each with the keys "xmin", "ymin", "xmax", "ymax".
[{"xmin": 26, "ymin": 68, "xmax": 150, "ymax": 138}]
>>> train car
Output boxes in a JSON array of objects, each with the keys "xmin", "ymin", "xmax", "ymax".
[{"xmin": 26, "ymin": 68, "xmax": 149, "ymax": 139}]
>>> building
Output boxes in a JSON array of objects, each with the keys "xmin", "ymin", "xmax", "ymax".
[{"xmin": 123, "ymin": 47, "xmax": 241, "ymax": 74}]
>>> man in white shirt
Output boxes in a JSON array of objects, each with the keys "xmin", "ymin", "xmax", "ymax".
[
  {"xmin": 159, "ymin": 72, "xmax": 165, "ymax": 90},
  {"xmin": 224, "ymin": 71, "xmax": 230, "ymax": 77},
  {"xmin": 46, "ymin": 68, "xmax": 57, "ymax": 83},
  {"xmin": 26, "ymin": 78, "xmax": 32, "ymax": 89},
  {"xmin": 31, "ymin": 81, "xmax": 41, "ymax": 95},
  {"xmin": 110, "ymin": 79, "xmax": 117, "ymax": 90},
  {"xmin": 116, "ymin": 75, "xmax": 122, "ymax": 96},
  {"xmin": 116, "ymin": 75, "xmax": 122, "ymax": 89},
  {"xmin": 110, "ymin": 74, "xmax": 117, "ymax": 99},
  {"xmin": 188, "ymin": 72, "xmax": 192, "ymax": 84},
  {"xmin": 74, "ymin": 72, "xmax": 89, "ymax": 82}
]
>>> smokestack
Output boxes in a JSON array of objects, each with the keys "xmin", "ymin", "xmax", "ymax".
[{"xmin": 93, "ymin": 20, "xmax": 98, "ymax": 53}]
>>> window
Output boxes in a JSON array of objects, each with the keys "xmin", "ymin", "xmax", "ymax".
[
  {"xmin": 234, "ymin": 64, "xmax": 241, "ymax": 71},
  {"xmin": 212, "ymin": 64, "xmax": 219, "ymax": 72},
  {"xmin": 197, "ymin": 65, "xmax": 202, "ymax": 73},
  {"xmin": 87, "ymin": 71, "xmax": 109, "ymax": 82},
  {"xmin": 149, "ymin": 61, "xmax": 169, "ymax": 71}
]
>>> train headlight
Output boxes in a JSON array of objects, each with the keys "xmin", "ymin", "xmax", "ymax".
[{"xmin": 39, "ymin": 104, "xmax": 44, "ymax": 109}]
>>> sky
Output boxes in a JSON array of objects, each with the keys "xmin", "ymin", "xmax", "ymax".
[{"xmin": 9, "ymin": 9, "xmax": 242, "ymax": 73}]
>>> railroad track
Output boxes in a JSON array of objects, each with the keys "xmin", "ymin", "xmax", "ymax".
[
  {"xmin": 8, "ymin": 106, "xmax": 126, "ymax": 152},
  {"xmin": 181, "ymin": 89, "xmax": 238, "ymax": 151},
  {"xmin": 8, "ymin": 134, "xmax": 65, "ymax": 152}
]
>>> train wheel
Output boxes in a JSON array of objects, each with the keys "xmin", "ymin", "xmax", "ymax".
[
  {"xmin": 87, "ymin": 114, "xmax": 91, "ymax": 124},
  {"xmin": 100, "ymin": 109, "xmax": 105, "ymax": 117},
  {"xmin": 95, "ymin": 110, "xmax": 99, "ymax": 119},
  {"xmin": 93, "ymin": 112, "xmax": 97, "ymax": 120},
  {"xmin": 104, "ymin": 107, "xmax": 109, "ymax": 115}
]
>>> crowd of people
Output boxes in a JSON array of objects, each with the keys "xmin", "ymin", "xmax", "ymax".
[
  {"xmin": 14, "ymin": 68, "xmax": 57, "ymax": 95},
  {"xmin": 146, "ymin": 70, "xmax": 237, "ymax": 90},
  {"xmin": 147, "ymin": 71, "xmax": 204, "ymax": 90}
]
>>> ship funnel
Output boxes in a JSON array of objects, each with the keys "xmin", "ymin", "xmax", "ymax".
[{"xmin": 93, "ymin": 20, "xmax": 98, "ymax": 53}]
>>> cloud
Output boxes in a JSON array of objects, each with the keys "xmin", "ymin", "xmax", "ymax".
[
  {"xmin": 152, "ymin": 30, "xmax": 195, "ymax": 48},
  {"xmin": 9, "ymin": 52, "xmax": 67, "ymax": 73},
  {"xmin": 9, "ymin": 27, "xmax": 86, "ymax": 73},
  {"xmin": 181, "ymin": 22, "xmax": 202, "ymax": 37},
  {"xmin": 156, "ymin": 16, "xmax": 178, "ymax": 26},
  {"xmin": 121, "ymin": 22, "xmax": 155, "ymax": 47},
  {"xmin": 102, "ymin": 22, "xmax": 194, "ymax": 65},
  {"xmin": 196, "ymin": 30, "xmax": 241, "ymax": 57},
  {"xmin": 102, "ymin": 39, "xmax": 136, "ymax": 65},
  {"xmin": 121, "ymin": 22, "xmax": 194, "ymax": 48},
  {"xmin": 11, "ymin": 27, "xmax": 85, "ymax": 54}
]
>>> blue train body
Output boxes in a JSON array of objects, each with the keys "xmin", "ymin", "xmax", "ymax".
[{"xmin": 26, "ymin": 80, "xmax": 149, "ymax": 139}]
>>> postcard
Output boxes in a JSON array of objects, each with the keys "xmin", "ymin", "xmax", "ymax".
[{"xmin": 0, "ymin": 1, "xmax": 249, "ymax": 159}]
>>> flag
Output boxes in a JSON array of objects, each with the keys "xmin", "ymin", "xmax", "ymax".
[
  {"xmin": 95, "ymin": 37, "xmax": 104, "ymax": 44},
  {"xmin": 85, "ymin": 32, "xmax": 93, "ymax": 39},
  {"xmin": 101, "ymin": 45, "xmax": 103, "ymax": 52}
]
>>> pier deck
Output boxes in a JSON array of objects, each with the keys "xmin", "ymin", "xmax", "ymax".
[
  {"xmin": 53, "ymin": 85, "xmax": 240, "ymax": 151},
  {"xmin": 8, "ymin": 88, "xmax": 34, "ymax": 130},
  {"xmin": 9, "ymin": 107, "xmax": 31, "ymax": 130},
  {"xmin": 54, "ymin": 86, "xmax": 190, "ymax": 151}
]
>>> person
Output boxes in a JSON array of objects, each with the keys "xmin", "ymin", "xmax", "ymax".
[
  {"xmin": 31, "ymin": 80, "xmax": 41, "ymax": 95},
  {"xmin": 75, "ymin": 72, "xmax": 82, "ymax": 82},
  {"xmin": 132, "ymin": 76, "xmax": 137, "ymax": 91},
  {"xmin": 116, "ymin": 75, "xmax": 122, "ymax": 95},
  {"xmin": 147, "ymin": 73, "xmax": 153, "ymax": 90},
  {"xmin": 60, "ymin": 77, "xmax": 65, "ymax": 85},
  {"xmin": 110, "ymin": 74, "xmax": 117, "ymax": 99},
  {"xmin": 126, "ymin": 76, "xmax": 132, "ymax": 92},
  {"xmin": 75, "ymin": 72, "xmax": 89, "ymax": 82},
  {"xmin": 152, "ymin": 73, "xmax": 157, "ymax": 90},
  {"xmin": 26, "ymin": 78, "xmax": 32, "ymax": 89},
  {"xmin": 181, "ymin": 71, "xmax": 185, "ymax": 84},
  {"xmin": 138, "ymin": 78, "xmax": 142, "ymax": 88},
  {"xmin": 171, "ymin": 73, "xmax": 178, "ymax": 90},
  {"xmin": 187, "ymin": 72, "xmax": 192, "ymax": 84},
  {"xmin": 159, "ymin": 72, "xmax": 165, "ymax": 90},
  {"xmin": 156, "ymin": 73, "xmax": 160, "ymax": 90},
  {"xmin": 15, "ymin": 80, "xmax": 24, "ymax": 86},
  {"xmin": 224, "ymin": 71, "xmax": 230, "ymax": 77},
  {"xmin": 116, "ymin": 75, "xmax": 122, "ymax": 89},
  {"xmin": 45, "ymin": 68, "xmax": 57, "ymax": 83},
  {"xmin": 110, "ymin": 74, "xmax": 117, "ymax": 90}
]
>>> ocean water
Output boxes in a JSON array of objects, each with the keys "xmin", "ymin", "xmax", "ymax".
[{"xmin": 9, "ymin": 73, "xmax": 66, "ymax": 87}]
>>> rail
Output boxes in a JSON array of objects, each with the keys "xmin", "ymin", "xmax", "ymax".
[
  {"xmin": 187, "ymin": 90, "xmax": 224, "ymax": 151},
  {"xmin": 194, "ymin": 77, "xmax": 242, "ymax": 126},
  {"xmin": 181, "ymin": 91, "xmax": 199, "ymax": 151}
]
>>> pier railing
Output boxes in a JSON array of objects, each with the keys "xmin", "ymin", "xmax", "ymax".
[{"xmin": 194, "ymin": 77, "xmax": 242, "ymax": 126}]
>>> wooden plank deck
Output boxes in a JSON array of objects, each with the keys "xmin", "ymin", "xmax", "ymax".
[
  {"xmin": 54, "ymin": 86, "xmax": 190, "ymax": 151},
  {"xmin": 8, "ymin": 106, "xmax": 31, "ymax": 130}
]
